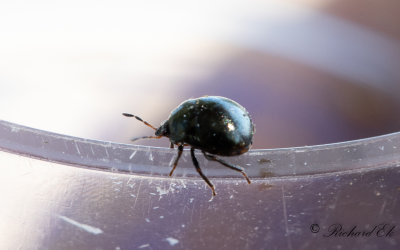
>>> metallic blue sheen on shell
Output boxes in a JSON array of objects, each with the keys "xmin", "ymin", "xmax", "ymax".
[{"xmin": 158, "ymin": 96, "xmax": 255, "ymax": 156}]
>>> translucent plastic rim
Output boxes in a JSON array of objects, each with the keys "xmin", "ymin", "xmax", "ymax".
[{"xmin": 1, "ymin": 119, "xmax": 399, "ymax": 179}]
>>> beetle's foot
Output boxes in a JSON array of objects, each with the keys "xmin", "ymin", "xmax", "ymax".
[
  {"xmin": 211, "ymin": 187, "xmax": 216, "ymax": 196},
  {"xmin": 242, "ymin": 172, "xmax": 251, "ymax": 184}
]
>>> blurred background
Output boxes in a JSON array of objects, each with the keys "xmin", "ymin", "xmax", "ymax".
[{"xmin": 1, "ymin": 0, "xmax": 400, "ymax": 149}]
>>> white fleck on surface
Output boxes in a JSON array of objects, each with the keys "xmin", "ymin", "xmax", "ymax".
[
  {"xmin": 189, "ymin": 198, "xmax": 194, "ymax": 203},
  {"xmin": 156, "ymin": 186, "xmax": 172, "ymax": 199},
  {"xmin": 138, "ymin": 243, "xmax": 150, "ymax": 248},
  {"xmin": 10, "ymin": 125, "xmax": 21, "ymax": 132},
  {"xmin": 165, "ymin": 237, "xmax": 179, "ymax": 246},
  {"xmin": 379, "ymin": 146, "xmax": 385, "ymax": 151},
  {"xmin": 160, "ymin": 215, "xmax": 164, "ymax": 219},
  {"xmin": 179, "ymin": 179, "xmax": 187, "ymax": 188},
  {"xmin": 58, "ymin": 215, "xmax": 103, "ymax": 235},
  {"xmin": 157, "ymin": 186, "xmax": 169, "ymax": 195},
  {"xmin": 145, "ymin": 218, "xmax": 150, "ymax": 223},
  {"xmin": 149, "ymin": 152, "xmax": 154, "ymax": 161}
]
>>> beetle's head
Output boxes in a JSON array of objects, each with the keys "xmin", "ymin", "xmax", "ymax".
[{"xmin": 155, "ymin": 120, "xmax": 170, "ymax": 137}]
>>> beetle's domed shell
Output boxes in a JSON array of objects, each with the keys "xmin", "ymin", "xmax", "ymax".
[{"xmin": 167, "ymin": 96, "xmax": 254, "ymax": 156}]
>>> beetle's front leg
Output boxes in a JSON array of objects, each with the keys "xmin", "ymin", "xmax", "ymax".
[{"xmin": 169, "ymin": 144, "xmax": 183, "ymax": 176}]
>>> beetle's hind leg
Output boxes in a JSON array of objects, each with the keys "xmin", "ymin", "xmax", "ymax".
[
  {"xmin": 202, "ymin": 151, "xmax": 251, "ymax": 184},
  {"xmin": 169, "ymin": 144, "xmax": 183, "ymax": 176},
  {"xmin": 191, "ymin": 148, "xmax": 216, "ymax": 196}
]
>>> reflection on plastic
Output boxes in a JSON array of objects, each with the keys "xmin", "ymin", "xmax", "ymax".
[{"xmin": 0, "ymin": 120, "xmax": 399, "ymax": 249}]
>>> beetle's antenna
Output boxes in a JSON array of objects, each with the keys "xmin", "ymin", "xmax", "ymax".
[
  {"xmin": 122, "ymin": 113, "xmax": 157, "ymax": 130},
  {"xmin": 130, "ymin": 135, "xmax": 162, "ymax": 142}
]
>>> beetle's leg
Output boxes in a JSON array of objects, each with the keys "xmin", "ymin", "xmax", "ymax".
[
  {"xmin": 170, "ymin": 143, "xmax": 174, "ymax": 148},
  {"xmin": 169, "ymin": 144, "xmax": 183, "ymax": 176},
  {"xmin": 130, "ymin": 135, "xmax": 162, "ymax": 142},
  {"xmin": 202, "ymin": 151, "xmax": 251, "ymax": 184},
  {"xmin": 191, "ymin": 148, "xmax": 216, "ymax": 196}
]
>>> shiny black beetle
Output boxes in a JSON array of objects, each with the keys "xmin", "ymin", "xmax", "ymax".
[{"xmin": 123, "ymin": 96, "xmax": 255, "ymax": 196}]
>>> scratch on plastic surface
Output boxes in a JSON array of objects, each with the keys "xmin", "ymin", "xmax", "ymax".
[
  {"xmin": 138, "ymin": 243, "xmax": 150, "ymax": 248},
  {"xmin": 113, "ymin": 180, "xmax": 123, "ymax": 192},
  {"xmin": 74, "ymin": 141, "xmax": 81, "ymax": 155},
  {"xmin": 133, "ymin": 179, "xmax": 143, "ymax": 210},
  {"xmin": 105, "ymin": 147, "xmax": 110, "ymax": 159},
  {"xmin": 127, "ymin": 177, "xmax": 136, "ymax": 188},
  {"xmin": 379, "ymin": 200, "xmax": 387, "ymax": 216},
  {"xmin": 148, "ymin": 151, "xmax": 154, "ymax": 161},
  {"xmin": 190, "ymin": 199, "xmax": 195, "ymax": 223},
  {"xmin": 58, "ymin": 215, "xmax": 103, "ymax": 235},
  {"xmin": 181, "ymin": 199, "xmax": 190, "ymax": 214},
  {"xmin": 90, "ymin": 144, "xmax": 95, "ymax": 155},
  {"xmin": 113, "ymin": 180, "xmax": 123, "ymax": 185},
  {"xmin": 169, "ymin": 155, "xmax": 176, "ymax": 167},
  {"xmin": 281, "ymin": 186, "xmax": 292, "ymax": 250},
  {"xmin": 146, "ymin": 198, "xmax": 152, "ymax": 216},
  {"xmin": 129, "ymin": 151, "xmax": 137, "ymax": 159}
]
